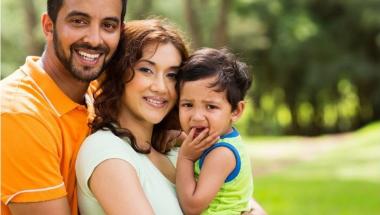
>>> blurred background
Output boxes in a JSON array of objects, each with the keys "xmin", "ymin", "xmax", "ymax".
[{"xmin": 2, "ymin": 0, "xmax": 380, "ymax": 214}]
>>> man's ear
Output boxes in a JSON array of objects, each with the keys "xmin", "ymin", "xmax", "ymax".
[
  {"xmin": 41, "ymin": 13, "xmax": 54, "ymax": 40},
  {"xmin": 121, "ymin": 21, "xmax": 126, "ymax": 30},
  {"xmin": 231, "ymin": 101, "xmax": 245, "ymax": 123}
]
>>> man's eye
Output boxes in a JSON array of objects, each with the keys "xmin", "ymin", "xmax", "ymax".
[
  {"xmin": 103, "ymin": 22, "xmax": 117, "ymax": 32},
  {"xmin": 71, "ymin": 18, "xmax": 86, "ymax": 26}
]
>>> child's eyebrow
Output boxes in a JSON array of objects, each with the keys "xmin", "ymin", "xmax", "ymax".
[
  {"xmin": 202, "ymin": 98, "xmax": 222, "ymax": 104},
  {"xmin": 179, "ymin": 98, "xmax": 194, "ymax": 103}
]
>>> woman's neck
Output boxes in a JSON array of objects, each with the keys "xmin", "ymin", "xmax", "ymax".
[{"xmin": 118, "ymin": 113, "xmax": 153, "ymax": 150}]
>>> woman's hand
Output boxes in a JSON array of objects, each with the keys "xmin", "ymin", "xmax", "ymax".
[
  {"xmin": 241, "ymin": 198, "xmax": 267, "ymax": 215},
  {"xmin": 178, "ymin": 128, "xmax": 219, "ymax": 162}
]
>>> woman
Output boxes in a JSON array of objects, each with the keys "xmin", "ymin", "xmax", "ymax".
[{"xmin": 75, "ymin": 19, "xmax": 197, "ymax": 214}]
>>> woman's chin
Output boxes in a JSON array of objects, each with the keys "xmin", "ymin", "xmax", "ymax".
[{"xmin": 149, "ymin": 116, "xmax": 166, "ymax": 125}]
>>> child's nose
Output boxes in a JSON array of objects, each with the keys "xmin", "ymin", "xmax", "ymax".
[{"xmin": 192, "ymin": 110, "xmax": 205, "ymax": 121}]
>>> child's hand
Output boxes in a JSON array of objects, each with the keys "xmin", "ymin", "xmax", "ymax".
[{"xmin": 178, "ymin": 128, "xmax": 219, "ymax": 162}]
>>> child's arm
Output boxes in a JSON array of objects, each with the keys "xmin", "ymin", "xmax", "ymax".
[{"xmin": 176, "ymin": 130, "xmax": 235, "ymax": 215}]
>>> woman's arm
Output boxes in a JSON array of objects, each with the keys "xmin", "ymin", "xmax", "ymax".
[{"xmin": 89, "ymin": 158, "xmax": 155, "ymax": 215}]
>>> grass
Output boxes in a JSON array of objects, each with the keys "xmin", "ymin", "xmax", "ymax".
[
  {"xmin": 255, "ymin": 177, "xmax": 380, "ymax": 215},
  {"xmin": 247, "ymin": 122, "xmax": 380, "ymax": 215}
]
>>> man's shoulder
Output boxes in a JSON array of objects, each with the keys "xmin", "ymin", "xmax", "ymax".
[{"xmin": 1, "ymin": 69, "xmax": 54, "ymax": 117}]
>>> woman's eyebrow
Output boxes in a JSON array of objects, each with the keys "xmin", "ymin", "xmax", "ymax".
[{"xmin": 138, "ymin": 59, "xmax": 155, "ymax": 65}]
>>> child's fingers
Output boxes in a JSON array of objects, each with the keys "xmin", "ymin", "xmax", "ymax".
[
  {"xmin": 196, "ymin": 132, "xmax": 219, "ymax": 150},
  {"xmin": 191, "ymin": 128, "xmax": 209, "ymax": 145},
  {"xmin": 204, "ymin": 135, "xmax": 219, "ymax": 150},
  {"xmin": 183, "ymin": 128, "xmax": 195, "ymax": 144}
]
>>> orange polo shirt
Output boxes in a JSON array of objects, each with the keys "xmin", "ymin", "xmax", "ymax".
[{"xmin": 1, "ymin": 57, "xmax": 91, "ymax": 215}]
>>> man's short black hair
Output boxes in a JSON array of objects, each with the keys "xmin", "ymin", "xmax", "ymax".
[{"xmin": 47, "ymin": 0, "xmax": 128, "ymax": 23}]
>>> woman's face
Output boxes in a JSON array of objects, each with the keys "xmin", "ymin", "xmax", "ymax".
[{"xmin": 119, "ymin": 42, "xmax": 182, "ymax": 126}]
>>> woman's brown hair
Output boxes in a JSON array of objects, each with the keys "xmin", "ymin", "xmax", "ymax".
[{"xmin": 91, "ymin": 19, "xmax": 189, "ymax": 154}]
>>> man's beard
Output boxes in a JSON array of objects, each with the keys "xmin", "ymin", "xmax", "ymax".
[{"xmin": 53, "ymin": 30, "xmax": 110, "ymax": 82}]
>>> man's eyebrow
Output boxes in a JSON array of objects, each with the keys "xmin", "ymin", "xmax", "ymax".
[
  {"xmin": 66, "ymin": 11, "xmax": 90, "ymax": 19},
  {"xmin": 104, "ymin": 17, "xmax": 120, "ymax": 24},
  {"xmin": 66, "ymin": 11, "xmax": 120, "ymax": 24}
]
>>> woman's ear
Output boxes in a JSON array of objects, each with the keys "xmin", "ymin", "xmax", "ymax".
[
  {"xmin": 231, "ymin": 101, "xmax": 245, "ymax": 123},
  {"xmin": 41, "ymin": 13, "xmax": 54, "ymax": 40}
]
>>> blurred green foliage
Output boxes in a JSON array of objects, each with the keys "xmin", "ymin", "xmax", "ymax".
[
  {"xmin": 2, "ymin": 0, "xmax": 379, "ymax": 135},
  {"xmin": 250, "ymin": 121, "xmax": 380, "ymax": 214}
]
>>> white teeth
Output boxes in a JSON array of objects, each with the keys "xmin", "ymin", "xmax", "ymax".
[
  {"xmin": 146, "ymin": 98, "xmax": 165, "ymax": 105},
  {"xmin": 78, "ymin": 51, "xmax": 100, "ymax": 61}
]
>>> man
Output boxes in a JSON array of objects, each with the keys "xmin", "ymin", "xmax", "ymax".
[{"xmin": 1, "ymin": 0, "xmax": 127, "ymax": 214}]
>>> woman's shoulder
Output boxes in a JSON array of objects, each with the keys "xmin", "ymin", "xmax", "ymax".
[
  {"xmin": 84, "ymin": 129, "xmax": 128, "ymax": 143},
  {"xmin": 76, "ymin": 130, "xmax": 139, "ymax": 185},
  {"xmin": 76, "ymin": 129, "xmax": 137, "ymax": 169},
  {"xmin": 80, "ymin": 130, "xmax": 131, "ymax": 152}
]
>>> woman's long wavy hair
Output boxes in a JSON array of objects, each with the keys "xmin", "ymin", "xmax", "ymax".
[{"xmin": 91, "ymin": 19, "xmax": 189, "ymax": 154}]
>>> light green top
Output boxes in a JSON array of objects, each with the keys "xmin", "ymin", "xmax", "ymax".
[
  {"xmin": 194, "ymin": 128, "xmax": 254, "ymax": 215},
  {"xmin": 76, "ymin": 130, "xmax": 183, "ymax": 215}
]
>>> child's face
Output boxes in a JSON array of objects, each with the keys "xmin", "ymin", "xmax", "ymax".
[{"xmin": 179, "ymin": 76, "xmax": 239, "ymax": 138}]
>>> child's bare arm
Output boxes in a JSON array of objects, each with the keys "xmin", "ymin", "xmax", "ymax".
[{"xmin": 176, "ymin": 132, "xmax": 235, "ymax": 215}]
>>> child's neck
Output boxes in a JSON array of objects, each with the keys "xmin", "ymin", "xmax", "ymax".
[{"xmin": 221, "ymin": 126, "xmax": 234, "ymax": 137}]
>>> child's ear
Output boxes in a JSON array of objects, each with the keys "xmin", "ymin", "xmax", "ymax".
[{"xmin": 231, "ymin": 101, "xmax": 245, "ymax": 123}]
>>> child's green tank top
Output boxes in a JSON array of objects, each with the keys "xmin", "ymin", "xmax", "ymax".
[{"xmin": 194, "ymin": 128, "xmax": 254, "ymax": 215}]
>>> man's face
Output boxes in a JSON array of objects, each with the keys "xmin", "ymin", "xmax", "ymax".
[{"xmin": 53, "ymin": 0, "xmax": 122, "ymax": 82}]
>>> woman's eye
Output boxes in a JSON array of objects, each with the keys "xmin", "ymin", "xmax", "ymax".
[
  {"xmin": 167, "ymin": 72, "xmax": 177, "ymax": 80},
  {"xmin": 137, "ymin": 67, "xmax": 152, "ymax": 73}
]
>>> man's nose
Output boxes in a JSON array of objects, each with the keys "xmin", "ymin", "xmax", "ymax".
[{"xmin": 84, "ymin": 25, "xmax": 102, "ymax": 47}]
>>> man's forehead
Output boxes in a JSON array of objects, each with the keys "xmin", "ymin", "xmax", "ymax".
[{"xmin": 59, "ymin": 0, "xmax": 122, "ymax": 20}]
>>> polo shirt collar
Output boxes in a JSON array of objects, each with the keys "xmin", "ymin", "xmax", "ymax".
[{"xmin": 21, "ymin": 56, "xmax": 87, "ymax": 116}]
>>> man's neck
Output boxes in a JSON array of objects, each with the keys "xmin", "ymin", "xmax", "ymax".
[{"xmin": 39, "ymin": 51, "xmax": 89, "ymax": 104}]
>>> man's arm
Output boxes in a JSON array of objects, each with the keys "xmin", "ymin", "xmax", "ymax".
[
  {"xmin": 2, "ymin": 113, "xmax": 70, "ymax": 214},
  {"xmin": 9, "ymin": 198, "xmax": 70, "ymax": 215}
]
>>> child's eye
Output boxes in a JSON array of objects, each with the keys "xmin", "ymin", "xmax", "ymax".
[
  {"xmin": 207, "ymin": 105, "xmax": 218, "ymax": 110},
  {"xmin": 181, "ymin": 103, "xmax": 192, "ymax": 108}
]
